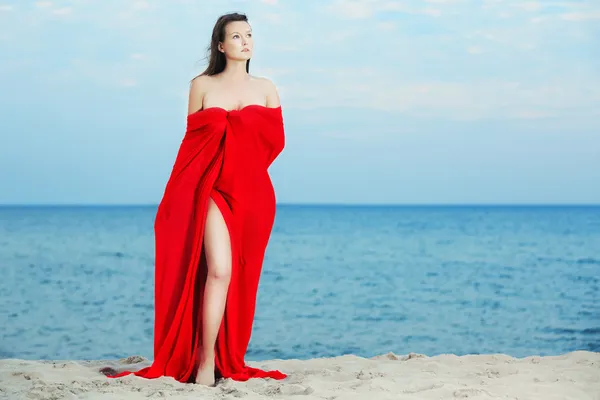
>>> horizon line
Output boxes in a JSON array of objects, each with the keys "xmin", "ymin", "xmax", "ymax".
[{"xmin": 0, "ymin": 202, "xmax": 599, "ymax": 208}]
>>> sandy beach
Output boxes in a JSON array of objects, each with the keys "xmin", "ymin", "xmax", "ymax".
[{"xmin": 1, "ymin": 350, "xmax": 598, "ymax": 399}]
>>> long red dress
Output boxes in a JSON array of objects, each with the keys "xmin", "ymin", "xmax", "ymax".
[{"xmin": 106, "ymin": 104, "xmax": 287, "ymax": 383}]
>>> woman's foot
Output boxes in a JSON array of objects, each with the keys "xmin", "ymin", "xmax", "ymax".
[{"xmin": 195, "ymin": 357, "xmax": 216, "ymax": 386}]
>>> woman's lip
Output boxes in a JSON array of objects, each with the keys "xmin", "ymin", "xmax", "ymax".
[{"xmin": 242, "ymin": 48, "xmax": 249, "ymax": 52}]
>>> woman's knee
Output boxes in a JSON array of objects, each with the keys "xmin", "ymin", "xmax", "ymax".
[{"xmin": 207, "ymin": 262, "xmax": 231, "ymax": 281}]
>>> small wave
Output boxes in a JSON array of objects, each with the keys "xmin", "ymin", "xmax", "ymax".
[
  {"xmin": 97, "ymin": 251, "xmax": 129, "ymax": 259},
  {"xmin": 0, "ymin": 348, "xmax": 15, "ymax": 358},
  {"xmin": 536, "ymin": 256, "xmax": 600, "ymax": 266},
  {"xmin": 576, "ymin": 257, "xmax": 600, "ymax": 265},
  {"xmin": 540, "ymin": 326, "xmax": 600, "ymax": 335}
]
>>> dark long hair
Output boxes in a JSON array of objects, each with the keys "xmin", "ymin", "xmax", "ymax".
[{"xmin": 199, "ymin": 12, "xmax": 250, "ymax": 76}]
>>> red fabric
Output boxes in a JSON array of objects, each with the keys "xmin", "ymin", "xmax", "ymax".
[{"xmin": 106, "ymin": 105, "xmax": 287, "ymax": 383}]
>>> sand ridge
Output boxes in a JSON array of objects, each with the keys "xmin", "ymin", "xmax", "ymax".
[{"xmin": 1, "ymin": 351, "xmax": 598, "ymax": 399}]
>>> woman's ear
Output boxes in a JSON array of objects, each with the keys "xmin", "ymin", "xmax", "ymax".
[{"xmin": 218, "ymin": 42, "xmax": 224, "ymax": 53}]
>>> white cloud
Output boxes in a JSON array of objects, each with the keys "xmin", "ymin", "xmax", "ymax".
[
  {"xmin": 486, "ymin": 0, "xmax": 600, "ymax": 22},
  {"xmin": 119, "ymin": 78, "xmax": 137, "ymax": 87},
  {"xmin": 0, "ymin": 5, "xmax": 13, "ymax": 12},
  {"xmin": 511, "ymin": 109, "xmax": 552, "ymax": 119},
  {"xmin": 421, "ymin": 8, "xmax": 442, "ymax": 17},
  {"xmin": 66, "ymin": 57, "xmax": 148, "ymax": 89},
  {"xmin": 514, "ymin": 2, "xmax": 543, "ymax": 12},
  {"xmin": 328, "ymin": 0, "xmax": 375, "ymax": 19},
  {"xmin": 467, "ymin": 45, "xmax": 484, "ymax": 54},
  {"xmin": 329, "ymin": 0, "xmax": 567, "ymax": 20},
  {"xmin": 2, "ymin": 0, "xmax": 597, "ymax": 124},
  {"xmin": 424, "ymin": 0, "xmax": 463, "ymax": 4},
  {"xmin": 328, "ymin": 0, "xmax": 448, "ymax": 19},
  {"xmin": 377, "ymin": 21, "xmax": 396, "ymax": 31},
  {"xmin": 51, "ymin": 7, "xmax": 72, "ymax": 16},
  {"xmin": 35, "ymin": 1, "xmax": 53, "ymax": 8},
  {"xmin": 132, "ymin": 1, "xmax": 151, "ymax": 10},
  {"xmin": 279, "ymin": 72, "xmax": 600, "ymax": 121},
  {"xmin": 560, "ymin": 12, "xmax": 600, "ymax": 21}
]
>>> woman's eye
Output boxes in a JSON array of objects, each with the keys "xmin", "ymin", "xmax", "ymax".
[{"xmin": 233, "ymin": 34, "xmax": 240, "ymax": 39}]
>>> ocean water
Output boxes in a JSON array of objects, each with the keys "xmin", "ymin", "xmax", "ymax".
[{"xmin": 0, "ymin": 205, "xmax": 598, "ymax": 363}]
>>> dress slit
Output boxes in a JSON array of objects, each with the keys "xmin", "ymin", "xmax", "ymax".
[{"xmin": 193, "ymin": 189, "xmax": 236, "ymax": 380}]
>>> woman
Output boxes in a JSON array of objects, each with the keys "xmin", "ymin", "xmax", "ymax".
[{"xmin": 104, "ymin": 12, "xmax": 287, "ymax": 386}]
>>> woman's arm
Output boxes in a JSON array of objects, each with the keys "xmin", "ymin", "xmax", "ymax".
[
  {"xmin": 188, "ymin": 75, "xmax": 208, "ymax": 115},
  {"xmin": 263, "ymin": 78, "xmax": 281, "ymax": 108}
]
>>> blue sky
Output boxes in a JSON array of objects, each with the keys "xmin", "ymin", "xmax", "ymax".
[{"xmin": 0, "ymin": 0, "xmax": 599, "ymax": 205}]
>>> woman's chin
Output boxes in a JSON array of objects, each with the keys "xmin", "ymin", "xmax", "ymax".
[{"xmin": 227, "ymin": 53, "xmax": 252, "ymax": 62}]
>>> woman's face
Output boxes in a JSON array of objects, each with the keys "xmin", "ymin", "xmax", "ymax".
[{"xmin": 219, "ymin": 21, "xmax": 253, "ymax": 60}]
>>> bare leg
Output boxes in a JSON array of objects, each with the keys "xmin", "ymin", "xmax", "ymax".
[{"xmin": 195, "ymin": 196, "xmax": 232, "ymax": 386}]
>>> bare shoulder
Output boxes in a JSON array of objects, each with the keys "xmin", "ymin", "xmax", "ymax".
[
  {"xmin": 188, "ymin": 75, "xmax": 214, "ymax": 115},
  {"xmin": 253, "ymin": 76, "xmax": 281, "ymax": 108},
  {"xmin": 254, "ymin": 75, "xmax": 279, "ymax": 93}
]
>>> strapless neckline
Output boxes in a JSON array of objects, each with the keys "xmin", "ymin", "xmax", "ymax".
[{"xmin": 189, "ymin": 104, "xmax": 281, "ymax": 117}]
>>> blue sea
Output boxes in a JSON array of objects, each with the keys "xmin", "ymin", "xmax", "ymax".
[{"xmin": 0, "ymin": 205, "xmax": 598, "ymax": 362}]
